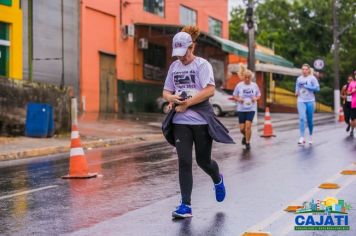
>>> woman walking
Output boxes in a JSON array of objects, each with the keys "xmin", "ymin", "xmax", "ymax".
[
  {"xmin": 295, "ymin": 64, "xmax": 320, "ymax": 145},
  {"xmin": 162, "ymin": 26, "xmax": 234, "ymax": 219},
  {"xmin": 341, "ymin": 74, "xmax": 354, "ymax": 136},
  {"xmin": 233, "ymin": 65, "xmax": 261, "ymax": 150}
]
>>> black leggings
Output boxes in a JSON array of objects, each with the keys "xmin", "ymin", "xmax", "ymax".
[
  {"xmin": 173, "ymin": 124, "xmax": 221, "ymax": 205},
  {"xmin": 344, "ymin": 102, "xmax": 351, "ymax": 125}
]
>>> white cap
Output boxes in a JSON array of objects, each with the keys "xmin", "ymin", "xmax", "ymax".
[{"xmin": 172, "ymin": 32, "xmax": 193, "ymax": 57}]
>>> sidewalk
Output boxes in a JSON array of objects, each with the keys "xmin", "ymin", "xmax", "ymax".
[
  {"xmin": 0, "ymin": 112, "xmax": 163, "ymax": 161},
  {"xmin": 0, "ymin": 112, "xmax": 335, "ymax": 162}
]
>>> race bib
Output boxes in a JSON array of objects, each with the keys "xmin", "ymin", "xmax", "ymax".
[
  {"xmin": 346, "ymin": 95, "xmax": 352, "ymax": 102},
  {"xmin": 300, "ymin": 88, "xmax": 308, "ymax": 97},
  {"xmin": 243, "ymin": 98, "xmax": 253, "ymax": 109}
]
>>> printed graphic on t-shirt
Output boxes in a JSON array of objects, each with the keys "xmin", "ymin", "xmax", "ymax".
[
  {"xmin": 241, "ymin": 88, "xmax": 255, "ymax": 97},
  {"xmin": 163, "ymin": 58, "xmax": 214, "ymax": 125},
  {"xmin": 173, "ymin": 70, "xmax": 198, "ymax": 99}
]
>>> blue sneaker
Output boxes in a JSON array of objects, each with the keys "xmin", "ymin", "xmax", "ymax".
[
  {"xmin": 214, "ymin": 175, "xmax": 226, "ymax": 202},
  {"xmin": 172, "ymin": 203, "xmax": 192, "ymax": 218}
]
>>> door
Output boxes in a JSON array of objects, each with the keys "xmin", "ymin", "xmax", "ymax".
[
  {"xmin": 0, "ymin": 22, "xmax": 10, "ymax": 77},
  {"xmin": 0, "ymin": 45, "xmax": 8, "ymax": 77},
  {"xmin": 99, "ymin": 53, "xmax": 116, "ymax": 113}
]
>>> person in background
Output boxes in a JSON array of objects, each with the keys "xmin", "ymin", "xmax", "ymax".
[
  {"xmin": 295, "ymin": 64, "xmax": 320, "ymax": 145},
  {"xmin": 233, "ymin": 65, "xmax": 261, "ymax": 150},
  {"xmin": 162, "ymin": 26, "xmax": 234, "ymax": 219},
  {"xmin": 347, "ymin": 71, "xmax": 356, "ymax": 135},
  {"xmin": 341, "ymin": 74, "xmax": 354, "ymax": 136}
]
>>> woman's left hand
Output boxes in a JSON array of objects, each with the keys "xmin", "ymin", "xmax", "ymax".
[{"xmin": 175, "ymin": 101, "xmax": 189, "ymax": 113}]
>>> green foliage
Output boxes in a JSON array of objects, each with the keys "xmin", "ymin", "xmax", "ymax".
[
  {"xmin": 229, "ymin": 7, "xmax": 247, "ymax": 43},
  {"xmin": 317, "ymin": 86, "xmax": 333, "ymax": 106},
  {"xmin": 229, "ymin": 0, "xmax": 356, "ymax": 106},
  {"xmin": 275, "ymin": 79, "xmax": 295, "ymax": 92}
]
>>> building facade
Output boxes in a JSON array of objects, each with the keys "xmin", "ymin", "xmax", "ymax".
[
  {"xmin": 21, "ymin": 0, "xmax": 80, "ymax": 94},
  {"xmin": 0, "ymin": 0, "xmax": 22, "ymax": 79},
  {"xmin": 80, "ymin": 0, "xmax": 229, "ymax": 113}
]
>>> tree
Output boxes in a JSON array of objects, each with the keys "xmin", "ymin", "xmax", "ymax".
[
  {"xmin": 229, "ymin": 0, "xmax": 356, "ymax": 106},
  {"xmin": 229, "ymin": 7, "xmax": 247, "ymax": 43}
]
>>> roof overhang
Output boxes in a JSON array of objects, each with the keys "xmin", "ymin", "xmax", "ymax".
[
  {"xmin": 255, "ymin": 63, "xmax": 301, "ymax": 76},
  {"xmin": 209, "ymin": 35, "xmax": 294, "ymax": 68},
  {"xmin": 134, "ymin": 23, "xmax": 294, "ymax": 68},
  {"xmin": 228, "ymin": 63, "xmax": 301, "ymax": 76}
]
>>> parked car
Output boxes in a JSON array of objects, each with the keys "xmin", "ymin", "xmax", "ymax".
[
  {"xmin": 210, "ymin": 89, "xmax": 237, "ymax": 116},
  {"xmin": 156, "ymin": 89, "xmax": 237, "ymax": 116}
]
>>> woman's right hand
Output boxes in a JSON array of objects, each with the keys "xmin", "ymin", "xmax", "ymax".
[{"xmin": 167, "ymin": 94, "xmax": 185, "ymax": 104}]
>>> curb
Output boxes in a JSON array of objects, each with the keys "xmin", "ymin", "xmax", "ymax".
[
  {"xmin": 0, "ymin": 114, "xmax": 335, "ymax": 162},
  {"xmin": 0, "ymin": 134, "xmax": 164, "ymax": 162},
  {"xmin": 256, "ymin": 115, "xmax": 335, "ymax": 131}
]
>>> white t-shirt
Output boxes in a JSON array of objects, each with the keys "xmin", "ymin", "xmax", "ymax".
[
  {"xmin": 233, "ymin": 81, "xmax": 261, "ymax": 112},
  {"xmin": 164, "ymin": 57, "xmax": 215, "ymax": 124}
]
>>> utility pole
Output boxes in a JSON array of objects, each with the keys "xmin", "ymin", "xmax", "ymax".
[
  {"xmin": 28, "ymin": 0, "xmax": 33, "ymax": 82},
  {"xmin": 332, "ymin": 0, "xmax": 356, "ymax": 118},
  {"xmin": 245, "ymin": 0, "xmax": 255, "ymax": 73},
  {"xmin": 60, "ymin": 0, "xmax": 65, "ymax": 89},
  {"xmin": 332, "ymin": 0, "xmax": 340, "ymax": 118},
  {"xmin": 244, "ymin": 0, "xmax": 257, "ymax": 124}
]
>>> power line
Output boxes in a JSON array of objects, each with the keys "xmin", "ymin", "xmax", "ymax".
[{"xmin": 292, "ymin": 12, "xmax": 332, "ymax": 29}]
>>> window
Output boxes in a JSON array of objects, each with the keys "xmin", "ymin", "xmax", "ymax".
[
  {"xmin": 143, "ymin": 43, "xmax": 166, "ymax": 81},
  {"xmin": 144, "ymin": 0, "xmax": 164, "ymax": 17},
  {"xmin": 0, "ymin": 0, "xmax": 12, "ymax": 6},
  {"xmin": 0, "ymin": 22, "xmax": 10, "ymax": 77},
  {"xmin": 180, "ymin": 5, "xmax": 197, "ymax": 26},
  {"xmin": 208, "ymin": 17, "xmax": 222, "ymax": 37}
]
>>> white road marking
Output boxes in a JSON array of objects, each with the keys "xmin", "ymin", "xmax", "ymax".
[{"xmin": 0, "ymin": 185, "xmax": 58, "ymax": 200}]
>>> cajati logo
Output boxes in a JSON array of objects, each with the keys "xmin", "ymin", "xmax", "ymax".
[{"xmin": 294, "ymin": 197, "xmax": 351, "ymax": 231}]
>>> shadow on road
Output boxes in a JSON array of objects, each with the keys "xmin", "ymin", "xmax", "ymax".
[{"xmin": 172, "ymin": 212, "xmax": 226, "ymax": 236}]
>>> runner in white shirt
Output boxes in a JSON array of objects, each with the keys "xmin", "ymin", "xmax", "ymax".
[{"xmin": 233, "ymin": 65, "xmax": 261, "ymax": 150}]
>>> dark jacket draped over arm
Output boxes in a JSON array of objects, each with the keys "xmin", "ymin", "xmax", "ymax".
[{"xmin": 162, "ymin": 100, "xmax": 235, "ymax": 146}]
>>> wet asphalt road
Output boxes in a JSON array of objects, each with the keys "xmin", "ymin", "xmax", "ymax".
[{"xmin": 0, "ymin": 118, "xmax": 355, "ymax": 236}]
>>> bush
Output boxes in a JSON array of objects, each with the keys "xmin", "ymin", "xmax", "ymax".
[{"xmin": 317, "ymin": 86, "xmax": 333, "ymax": 106}]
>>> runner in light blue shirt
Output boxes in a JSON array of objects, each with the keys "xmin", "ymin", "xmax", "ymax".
[{"xmin": 295, "ymin": 64, "xmax": 320, "ymax": 145}]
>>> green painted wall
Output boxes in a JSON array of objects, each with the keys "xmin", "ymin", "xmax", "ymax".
[
  {"xmin": 117, "ymin": 80, "xmax": 163, "ymax": 113},
  {"xmin": 0, "ymin": 0, "xmax": 12, "ymax": 7}
]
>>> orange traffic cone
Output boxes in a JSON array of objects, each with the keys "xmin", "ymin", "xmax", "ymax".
[
  {"xmin": 260, "ymin": 107, "xmax": 276, "ymax": 138},
  {"xmin": 62, "ymin": 124, "xmax": 97, "ymax": 179},
  {"xmin": 338, "ymin": 107, "xmax": 345, "ymax": 122}
]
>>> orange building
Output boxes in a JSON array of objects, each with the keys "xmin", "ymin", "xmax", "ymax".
[
  {"xmin": 80, "ymin": 0, "xmax": 296, "ymax": 113},
  {"xmin": 80, "ymin": 0, "xmax": 229, "ymax": 113}
]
